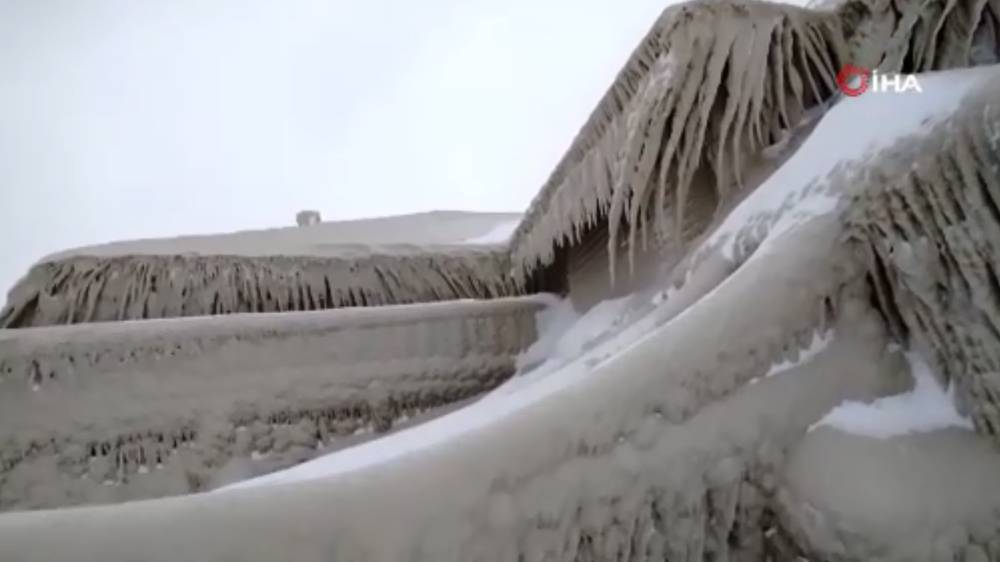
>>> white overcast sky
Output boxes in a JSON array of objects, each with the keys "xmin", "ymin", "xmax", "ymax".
[{"xmin": 0, "ymin": 0, "xmax": 671, "ymax": 300}]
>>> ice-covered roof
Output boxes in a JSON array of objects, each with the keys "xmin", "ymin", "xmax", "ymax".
[
  {"xmin": 506, "ymin": 0, "xmax": 844, "ymax": 281},
  {"xmin": 1, "ymin": 211, "xmax": 526, "ymax": 328},
  {"xmin": 43, "ymin": 210, "xmax": 522, "ymax": 261}
]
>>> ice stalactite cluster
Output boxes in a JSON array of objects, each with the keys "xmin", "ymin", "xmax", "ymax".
[
  {"xmin": 508, "ymin": 0, "xmax": 1000, "ymax": 288},
  {"xmin": 838, "ymin": 0, "xmax": 1000, "ymax": 72},
  {"xmin": 509, "ymin": 0, "xmax": 845, "ymax": 283},
  {"xmin": 846, "ymin": 83, "xmax": 1000, "ymax": 443},
  {"xmin": 0, "ymin": 297, "xmax": 541, "ymax": 510},
  {"xmin": 0, "ymin": 386, "xmax": 504, "ymax": 511},
  {"xmin": 0, "ymin": 250, "xmax": 517, "ymax": 328}
]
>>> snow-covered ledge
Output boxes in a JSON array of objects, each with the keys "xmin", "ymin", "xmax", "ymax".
[{"xmin": 0, "ymin": 296, "xmax": 544, "ymax": 512}]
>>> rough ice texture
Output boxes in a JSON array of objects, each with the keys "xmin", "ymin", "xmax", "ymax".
[
  {"xmin": 221, "ymin": 294, "xmax": 638, "ymax": 490},
  {"xmin": 508, "ymin": 0, "xmax": 846, "ymax": 282},
  {"xmin": 0, "ymin": 211, "xmax": 523, "ymax": 328},
  {"xmin": 0, "ymin": 251, "xmax": 518, "ymax": 329},
  {"xmin": 700, "ymin": 65, "xmax": 987, "ymax": 263},
  {"xmin": 0, "ymin": 296, "xmax": 542, "ymax": 511},
  {"xmin": 843, "ymin": 75, "xmax": 1000, "ymax": 443},
  {"xmin": 506, "ymin": 0, "xmax": 1000, "ymax": 285},
  {"xmin": 843, "ymin": 0, "xmax": 1000, "ymax": 72}
]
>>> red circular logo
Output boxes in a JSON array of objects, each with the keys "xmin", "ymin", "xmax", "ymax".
[{"xmin": 837, "ymin": 65, "xmax": 870, "ymax": 97}]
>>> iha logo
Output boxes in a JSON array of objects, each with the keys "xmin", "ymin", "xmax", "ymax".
[{"xmin": 836, "ymin": 65, "xmax": 923, "ymax": 96}]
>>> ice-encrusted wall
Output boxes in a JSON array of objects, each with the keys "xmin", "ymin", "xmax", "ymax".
[
  {"xmin": 0, "ymin": 250, "xmax": 519, "ymax": 328},
  {"xmin": 0, "ymin": 297, "xmax": 543, "ymax": 511},
  {"xmin": 846, "ymin": 84, "xmax": 1000, "ymax": 443},
  {"xmin": 508, "ymin": 0, "xmax": 845, "ymax": 284},
  {"xmin": 509, "ymin": 0, "xmax": 1000, "ymax": 293}
]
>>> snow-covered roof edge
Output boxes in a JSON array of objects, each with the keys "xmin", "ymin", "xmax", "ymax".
[
  {"xmin": 507, "ymin": 0, "xmax": 846, "ymax": 282},
  {"xmin": 0, "ymin": 248, "xmax": 521, "ymax": 328}
]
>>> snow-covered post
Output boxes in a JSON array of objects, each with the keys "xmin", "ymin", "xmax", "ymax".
[{"xmin": 296, "ymin": 210, "xmax": 321, "ymax": 227}]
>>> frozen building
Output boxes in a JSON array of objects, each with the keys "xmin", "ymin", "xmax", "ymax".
[{"xmin": 3, "ymin": 0, "xmax": 1000, "ymax": 560}]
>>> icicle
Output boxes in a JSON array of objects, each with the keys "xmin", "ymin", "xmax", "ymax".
[
  {"xmin": 0, "ymin": 248, "xmax": 518, "ymax": 328},
  {"xmin": 511, "ymin": 2, "xmax": 845, "ymax": 285}
]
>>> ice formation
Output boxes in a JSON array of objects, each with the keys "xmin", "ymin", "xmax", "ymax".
[
  {"xmin": 509, "ymin": 1, "xmax": 845, "ymax": 282},
  {"xmin": 0, "ymin": 211, "xmax": 523, "ymax": 328},
  {"xmin": 0, "ymin": 297, "xmax": 543, "ymax": 510},
  {"xmin": 3, "ymin": 0, "xmax": 1000, "ymax": 560}
]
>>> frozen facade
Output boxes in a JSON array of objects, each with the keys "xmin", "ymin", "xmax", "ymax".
[{"xmin": 2, "ymin": 0, "xmax": 1000, "ymax": 560}]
